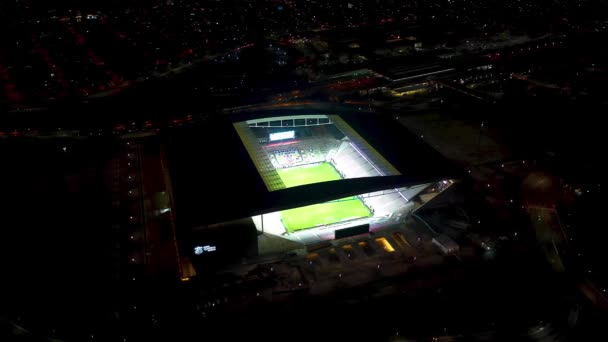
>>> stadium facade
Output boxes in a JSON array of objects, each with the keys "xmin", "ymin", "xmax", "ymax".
[{"xmin": 168, "ymin": 103, "xmax": 458, "ymax": 274}]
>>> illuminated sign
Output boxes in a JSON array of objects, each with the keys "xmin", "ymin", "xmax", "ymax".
[
  {"xmin": 269, "ymin": 131, "xmax": 294, "ymax": 141},
  {"xmin": 194, "ymin": 245, "xmax": 217, "ymax": 255}
]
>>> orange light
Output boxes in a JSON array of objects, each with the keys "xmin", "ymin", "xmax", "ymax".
[{"xmin": 375, "ymin": 237, "xmax": 395, "ymax": 253}]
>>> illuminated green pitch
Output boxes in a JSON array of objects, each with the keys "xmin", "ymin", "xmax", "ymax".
[{"xmin": 277, "ymin": 163, "xmax": 371, "ymax": 232}]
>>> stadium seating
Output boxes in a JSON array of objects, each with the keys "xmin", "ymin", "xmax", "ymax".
[
  {"xmin": 265, "ymin": 138, "xmax": 340, "ymax": 168},
  {"xmin": 360, "ymin": 191, "xmax": 410, "ymax": 217},
  {"xmin": 273, "ymin": 149, "xmax": 303, "ymax": 167},
  {"xmin": 329, "ymin": 141, "xmax": 412, "ymax": 217},
  {"xmin": 331, "ymin": 141, "xmax": 382, "ymax": 179}
]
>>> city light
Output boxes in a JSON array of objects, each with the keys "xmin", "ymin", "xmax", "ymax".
[{"xmin": 2, "ymin": 0, "xmax": 605, "ymax": 340}]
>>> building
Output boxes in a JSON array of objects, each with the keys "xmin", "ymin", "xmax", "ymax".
[{"xmin": 167, "ymin": 102, "xmax": 459, "ymax": 275}]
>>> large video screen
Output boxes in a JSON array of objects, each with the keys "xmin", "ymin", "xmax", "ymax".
[{"xmin": 269, "ymin": 131, "xmax": 295, "ymax": 141}]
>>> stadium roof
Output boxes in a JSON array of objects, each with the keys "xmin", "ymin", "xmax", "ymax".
[{"xmin": 168, "ymin": 103, "xmax": 460, "ymax": 228}]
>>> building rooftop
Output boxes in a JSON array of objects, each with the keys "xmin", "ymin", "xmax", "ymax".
[{"xmin": 167, "ymin": 103, "xmax": 459, "ymax": 228}]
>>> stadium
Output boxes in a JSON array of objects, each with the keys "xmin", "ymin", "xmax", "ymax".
[
  {"xmin": 237, "ymin": 113, "xmax": 429, "ymax": 239},
  {"xmin": 168, "ymin": 103, "xmax": 458, "ymax": 272}
]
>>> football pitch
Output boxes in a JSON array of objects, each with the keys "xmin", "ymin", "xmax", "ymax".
[{"xmin": 277, "ymin": 163, "xmax": 371, "ymax": 232}]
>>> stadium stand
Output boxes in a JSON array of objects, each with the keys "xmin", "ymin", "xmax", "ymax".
[
  {"xmin": 265, "ymin": 138, "xmax": 340, "ymax": 167},
  {"xmin": 234, "ymin": 122, "xmax": 286, "ymax": 191},
  {"xmin": 331, "ymin": 141, "xmax": 382, "ymax": 179},
  {"xmin": 274, "ymin": 149, "xmax": 303, "ymax": 167},
  {"xmin": 361, "ymin": 191, "xmax": 409, "ymax": 217}
]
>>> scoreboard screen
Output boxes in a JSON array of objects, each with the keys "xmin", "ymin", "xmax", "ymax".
[{"xmin": 269, "ymin": 131, "xmax": 295, "ymax": 141}]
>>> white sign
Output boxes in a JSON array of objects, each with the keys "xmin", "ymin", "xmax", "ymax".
[
  {"xmin": 194, "ymin": 245, "xmax": 217, "ymax": 255},
  {"xmin": 269, "ymin": 131, "xmax": 294, "ymax": 141}
]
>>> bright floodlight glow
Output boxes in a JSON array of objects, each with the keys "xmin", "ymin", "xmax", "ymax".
[{"xmin": 269, "ymin": 131, "xmax": 294, "ymax": 141}]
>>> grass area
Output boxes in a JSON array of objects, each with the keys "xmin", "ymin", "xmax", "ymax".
[
  {"xmin": 281, "ymin": 198, "xmax": 371, "ymax": 232},
  {"xmin": 277, "ymin": 163, "xmax": 371, "ymax": 232},
  {"xmin": 277, "ymin": 162, "xmax": 341, "ymax": 188}
]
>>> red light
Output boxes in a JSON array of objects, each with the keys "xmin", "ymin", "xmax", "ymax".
[{"xmin": 265, "ymin": 140, "xmax": 300, "ymax": 148}]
